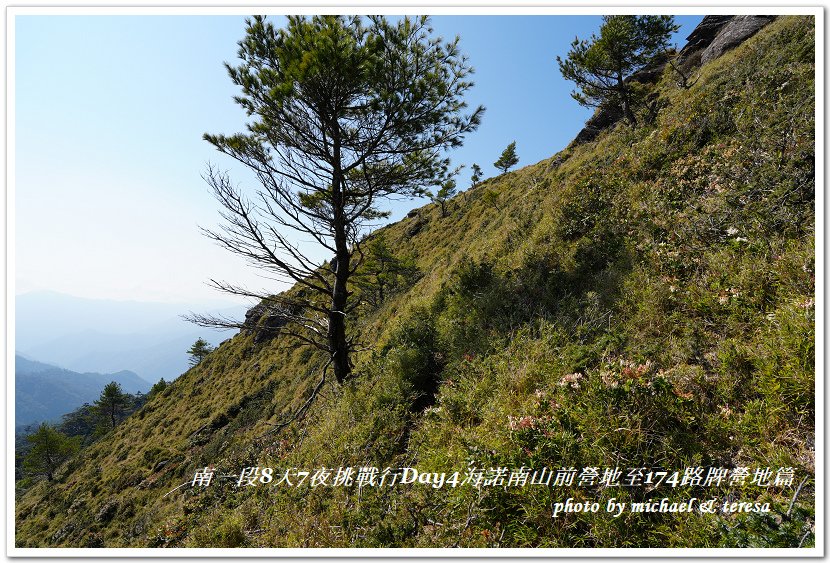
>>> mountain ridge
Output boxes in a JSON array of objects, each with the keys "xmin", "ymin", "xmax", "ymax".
[
  {"xmin": 16, "ymin": 291, "xmax": 245, "ymax": 380},
  {"xmin": 15, "ymin": 355, "xmax": 152, "ymax": 427}
]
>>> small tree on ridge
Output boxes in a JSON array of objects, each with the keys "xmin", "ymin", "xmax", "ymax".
[
  {"xmin": 433, "ymin": 176, "xmax": 459, "ymax": 217},
  {"xmin": 93, "ymin": 382, "xmax": 131, "ymax": 431},
  {"xmin": 557, "ymin": 15, "xmax": 679, "ymax": 127},
  {"xmin": 494, "ymin": 141, "xmax": 519, "ymax": 174},
  {"xmin": 188, "ymin": 338, "xmax": 213, "ymax": 366},
  {"xmin": 470, "ymin": 163, "xmax": 483, "ymax": 188},
  {"xmin": 23, "ymin": 423, "xmax": 79, "ymax": 481}
]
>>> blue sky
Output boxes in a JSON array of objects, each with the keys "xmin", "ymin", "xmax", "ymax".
[{"xmin": 14, "ymin": 13, "xmax": 703, "ymax": 303}]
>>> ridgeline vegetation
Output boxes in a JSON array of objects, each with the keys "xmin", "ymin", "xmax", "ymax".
[
  {"xmin": 188, "ymin": 15, "xmax": 482, "ymax": 386},
  {"xmin": 187, "ymin": 339, "xmax": 214, "ymax": 366},
  {"xmin": 557, "ymin": 15, "xmax": 679, "ymax": 126},
  {"xmin": 15, "ymin": 382, "xmax": 157, "ymax": 486},
  {"xmin": 494, "ymin": 141, "xmax": 519, "ymax": 174},
  {"xmin": 15, "ymin": 15, "xmax": 815, "ymax": 549}
]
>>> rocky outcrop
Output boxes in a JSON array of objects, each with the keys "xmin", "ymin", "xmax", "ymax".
[
  {"xmin": 243, "ymin": 302, "xmax": 293, "ymax": 343},
  {"xmin": 573, "ymin": 104, "xmax": 625, "ymax": 145},
  {"xmin": 677, "ymin": 15, "xmax": 733, "ymax": 60},
  {"xmin": 699, "ymin": 15, "xmax": 776, "ymax": 64},
  {"xmin": 571, "ymin": 15, "xmax": 777, "ymax": 146}
]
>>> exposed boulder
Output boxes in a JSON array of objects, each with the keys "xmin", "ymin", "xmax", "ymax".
[
  {"xmin": 699, "ymin": 15, "xmax": 776, "ymax": 65},
  {"xmin": 243, "ymin": 302, "xmax": 293, "ymax": 344},
  {"xmin": 243, "ymin": 303, "xmax": 268, "ymax": 332},
  {"xmin": 407, "ymin": 220, "xmax": 423, "ymax": 238},
  {"xmin": 95, "ymin": 499, "xmax": 119, "ymax": 523},
  {"xmin": 573, "ymin": 104, "xmax": 624, "ymax": 145},
  {"xmin": 51, "ymin": 522, "xmax": 75, "ymax": 544},
  {"xmin": 677, "ymin": 15, "xmax": 733, "ymax": 61},
  {"xmin": 548, "ymin": 154, "xmax": 566, "ymax": 170}
]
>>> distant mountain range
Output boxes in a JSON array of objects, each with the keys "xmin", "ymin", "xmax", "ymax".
[
  {"xmin": 15, "ymin": 355, "xmax": 151, "ymax": 427},
  {"xmin": 15, "ymin": 291, "xmax": 248, "ymax": 382}
]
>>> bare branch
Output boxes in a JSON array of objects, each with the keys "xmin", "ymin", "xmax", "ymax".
[
  {"xmin": 195, "ymin": 15, "xmax": 481, "ymax": 387},
  {"xmin": 256, "ymin": 358, "xmax": 331, "ymax": 439}
]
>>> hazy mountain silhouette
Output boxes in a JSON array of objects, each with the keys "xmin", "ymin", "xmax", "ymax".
[
  {"xmin": 15, "ymin": 291, "xmax": 247, "ymax": 381},
  {"xmin": 15, "ymin": 355, "xmax": 151, "ymax": 426}
]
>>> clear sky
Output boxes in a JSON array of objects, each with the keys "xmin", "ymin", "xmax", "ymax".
[{"xmin": 14, "ymin": 12, "xmax": 704, "ymax": 303}]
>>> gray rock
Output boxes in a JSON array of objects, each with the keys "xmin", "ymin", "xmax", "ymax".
[
  {"xmin": 678, "ymin": 15, "xmax": 733, "ymax": 61},
  {"xmin": 243, "ymin": 302, "xmax": 292, "ymax": 343},
  {"xmin": 95, "ymin": 500, "xmax": 119, "ymax": 523},
  {"xmin": 548, "ymin": 154, "xmax": 566, "ymax": 170},
  {"xmin": 243, "ymin": 303, "xmax": 265, "ymax": 328},
  {"xmin": 51, "ymin": 522, "xmax": 75, "ymax": 543},
  {"xmin": 700, "ymin": 16, "xmax": 776, "ymax": 65},
  {"xmin": 407, "ymin": 221, "xmax": 423, "ymax": 237},
  {"xmin": 573, "ymin": 102, "xmax": 623, "ymax": 144}
]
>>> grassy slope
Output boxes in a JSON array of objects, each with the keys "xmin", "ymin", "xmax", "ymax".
[{"xmin": 16, "ymin": 16, "xmax": 815, "ymax": 548}]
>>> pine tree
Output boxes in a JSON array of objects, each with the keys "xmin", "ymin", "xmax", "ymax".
[
  {"xmin": 93, "ymin": 382, "xmax": 131, "ymax": 431},
  {"xmin": 470, "ymin": 163, "xmax": 483, "ymax": 188},
  {"xmin": 192, "ymin": 15, "xmax": 484, "ymax": 385},
  {"xmin": 557, "ymin": 15, "xmax": 679, "ymax": 126},
  {"xmin": 149, "ymin": 377, "xmax": 168, "ymax": 397},
  {"xmin": 354, "ymin": 235, "xmax": 418, "ymax": 306},
  {"xmin": 494, "ymin": 141, "xmax": 519, "ymax": 174},
  {"xmin": 188, "ymin": 338, "xmax": 213, "ymax": 366},
  {"xmin": 23, "ymin": 423, "xmax": 79, "ymax": 481},
  {"xmin": 433, "ymin": 177, "xmax": 458, "ymax": 217}
]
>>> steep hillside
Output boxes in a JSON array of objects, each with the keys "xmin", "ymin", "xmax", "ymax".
[{"xmin": 15, "ymin": 16, "xmax": 815, "ymax": 549}]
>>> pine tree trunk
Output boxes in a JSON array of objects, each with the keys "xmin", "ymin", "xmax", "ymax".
[
  {"xmin": 617, "ymin": 73, "xmax": 637, "ymax": 127},
  {"xmin": 329, "ymin": 241, "xmax": 350, "ymax": 383},
  {"xmin": 622, "ymin": 95, "xmax": 637, "ymax": 127},
  {"xmin": 45, "ymin": 435, "xmax": 54, "ymax": 481},
  {"xmin": 328, "ymin": 143, "xmax": 351, "ymax": 384}
]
